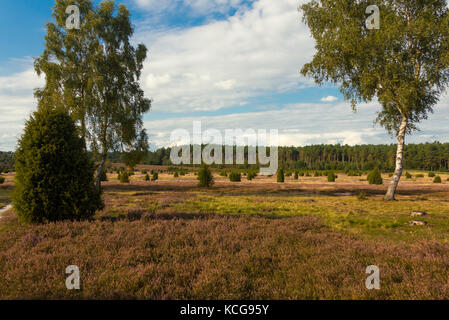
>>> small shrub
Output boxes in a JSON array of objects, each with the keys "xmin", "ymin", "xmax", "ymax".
[
  {"xmin": 433, "ymin": 176, "xmax": 442, "ymax": 183},
  {"xmin": 299, "ymin": 171, "xmax": 305, "ymax": 177},
  {"xmin": 229, "ymin": 171, "xmax": 241, "ymax": 182},
  {"xmin": 405, "ymin": 172, "xmax": 412, "ymax": 179},
  {"xmin": 416, "ymin": 174, "xmax": 424, "ymax": 178},
  {"xmin": 286, "ymin": 171, "xmax": 292, "ymax": 177},
  {"xmin": 277, "ymin": 169, "xmax": 285, "ymax": 183},
  {"xmin": 100, "ymin": 168, "xmax": 108, "ymax": 182},
  {"xmin": 367, "ymin": 168, "xmax": 383, "ymax": 185},
  {"xmin": 144, "ymin": 173, "xmax": 150, "ymax": 181},
  {"xmin": 152, "ymin": 172, "xmax": 159, "ymax": 181},
  {"xmin": 120, "ymin": 171, "xmax": 130, "ymax": 183},
  {"xmin": 13, "ymin": 106, "xmax": 103, "ymax": 223},
  {"xmin": 357, "ymin": 191, "xmax": 368, "ymax": 201},
  {"xmin": 174, "ymin": 172, "xmax": 179, "ymax": 178},
  {"xmin": 0, "ymin": 176, "xmax": 5, "ymax": 184},
  {"xmin": 198, "ymin": 165, "xmax": 214, "ymax": 188},
  {"xmin": 428, "ymin": 172, "xmax": 436, "ymax": 178},
  {"xmin": 294, "ymin": 171, "xmax": 299, "ymax": 180},
  {"xmin": 247, "ymin": 171, "xmax": 257, "ymax": 181},
  {"xmin": 327, "ymin": 171, "xmax": 336, "ymax": 182},
  {"xmin": 314, "ymin": 171, "xmax": 320, "ymax": 177},
  {"xmin": 141, "ymin": 169, "xmax": 148, "ymax": 174}
]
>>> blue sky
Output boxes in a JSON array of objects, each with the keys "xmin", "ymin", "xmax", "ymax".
[{"xmin": 1, "ymin": 0, "xmax": 448, "ymax": 151}]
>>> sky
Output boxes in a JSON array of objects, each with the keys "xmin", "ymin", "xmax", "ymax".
[{"xmin": 1, "ymin": 0, "xmax": 449, "ymax": 151}]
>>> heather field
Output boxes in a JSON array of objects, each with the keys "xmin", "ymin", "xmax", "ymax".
[{"xmin": 0, "ymin": 169, "xmax": 449, "ymax": 299}]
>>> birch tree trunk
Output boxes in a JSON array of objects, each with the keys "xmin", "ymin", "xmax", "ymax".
[
  {"xmin": 385, "ymin": 116, "xmax": 408, "ymax": 201},
  {"xmin": 95, "ymin": 155, "xmax": 106, "ymax": 192}
]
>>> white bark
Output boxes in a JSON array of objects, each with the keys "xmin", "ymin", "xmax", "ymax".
[{"xmin": 385, "ymin": 116, "xmax": 408, "ymax": 201}]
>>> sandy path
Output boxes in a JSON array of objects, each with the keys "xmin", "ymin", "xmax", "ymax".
[{"xmin": 0, "ymin": 204, "xmax": 12, "ymax": 219}]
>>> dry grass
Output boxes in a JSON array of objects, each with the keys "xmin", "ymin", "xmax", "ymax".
[{"xmin": 1, "ymin": 169, "xmax": 449, "ymax": 299}]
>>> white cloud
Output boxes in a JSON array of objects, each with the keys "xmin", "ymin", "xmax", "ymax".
[
  {"xmin": 134, "ymin": 0, "xmax": 247, "ymax": 15},
  {"xmin": 321, "ymin": 95, "xmax": 338, "ymax": 102},
  {"xmin": 0, "ymin": 67, "xmax": 43, "ymax": 151},
  {"xmin": 136, "ymin": 0, "xmax": 314, "ymax": 112}
]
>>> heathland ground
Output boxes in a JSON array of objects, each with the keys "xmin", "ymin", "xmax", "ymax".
[{"xmin": 0, "ymin": 168, "xmax": 448, "ymax": 299}]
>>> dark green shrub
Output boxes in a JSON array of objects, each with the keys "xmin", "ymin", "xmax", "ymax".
[
  {"xmin": 314, "ymin": 171, "xmax": 320, "ymax": 177},
  {"xmin": 120, "ymin": 171, "xmax": 130, "ymax": 183},
  {"xmin": 416, "ymin": 174, "xmax": 424, "ymax": 178},
  {"xmin": 141, "ymin": 169, "xmax": 148, "ymax": 174},
  {"xmin": 299, "ymin": 171, "xmax": 305, "ymax": 177},
  {"xmin": 144, "ymin": 173, "xmax": 150, "ymax": 181},
  {"xmin": 0, "ymin": 176, "xmax": 5, "ymax": 184},
  {"xmin": 294, "ymin": 171, "xmax": 299, "ymax": 180},
  {"xmin": 247, "ymin": 171, "xmax": 257, "ymax": 181},
  {"xmin": 428, "ymin": 172, "xmax": 436, "ymax": 177},
  {"xmin": 327, "ymin": 171, "xmax": 336, "ymax": 182},
  {"xmin": 405, "ymin": 172, "xmax": 412, "ymax": 179},
  {"xmin": 277, "ymin": 169, "xmax": 285, "ymax": 183},
  {"xmin": 433, "ymin": 176, "xmax": 442, "ymax": 183},
  {"xmin": 229, "ymin": 171, "xmax": 241, "ymax": 182},
  {"xmin": 174, "ymin": 171, "xmax": 179, "ymax": 178},
  {"xmin": 152, "ymin": 172, "xmax": 159, "ymax": 181},
  {"xmin": 368, "ymin": 168, "xmax": 383, "ymax": 185},
  {"xmin": 100, "ymin": 168, "xmax": 108, "ymax": 182},
  {"xmin": 286, "ymin": 171, "xmax": 292, "ymax": 177},
  {"xmin": 13, "ymin": 107, "xmax": 103, "ymax": 223},
  {"xmin": 198, "ymin": 165, "xmax": 214, "ymax": 188}
]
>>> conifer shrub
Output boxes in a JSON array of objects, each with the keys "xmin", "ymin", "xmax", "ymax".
[
  {"xmin": 144, "ymin": 173, "xmax": 150, "ymax": 181},
  {"xmin": 294, "ymin": 171, "xmax": 299, "ymax": 180},
  {"xmin": 327, "ymin": 171, "xmax": 336, "ymax": 182},
  {"xmin": 152, "ymin": 172, "xmax": 159, "ymax": 181},
  {"xmin": 229, "ymin": 171, "xmax": 241, "ymax": 182},
  {"xmin": 433, "ymin": 176, "xmax": 442, "ymax": 183},
  {"xmin": 13, "ymin": 107, "xmax": 103, "ymax": 223},
  {"xmin": 367, "ymin": 168, "xmax": 383, "ymax": 185},
  {"xmin": 198, "ymin": 165, "xmax": 214, "ymax": 188},
  {"xmin": 120, "ymin": 171, "xmax": 130, "ymax": 183},
  {"xmin": 277, "ymin": 169, "xmax": 285, "ymax": 183},
  {"xmin": 247, "ymin": 171, "xmax": 257, "ymax": 181}
]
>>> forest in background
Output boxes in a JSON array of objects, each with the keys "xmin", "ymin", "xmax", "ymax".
[{"xmin": 2, "ymin": 142, "xmax": 449, "ymax": 172}]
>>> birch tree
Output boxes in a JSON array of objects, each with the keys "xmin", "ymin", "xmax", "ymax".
[{"xmin": 300, "ymin": 0, "xmax": 449, "ymax": 200}]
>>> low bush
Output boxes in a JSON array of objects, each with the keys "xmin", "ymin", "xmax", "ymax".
[
  {"xmin": 368, "ymin": 168, "xmax": 383, "ymax": 185},
  {"xmin": 120, "ymin": 171, "xmax": 130, "ymax": 183},
  {"xmin": 277, "ymin": 169, "xmax": 285, "ymax": 183},
  {"xmin": 229, "ymin": 171, "xmax": 241, "ymax": 182},
  {"xmin": 152, "ymin": 172, "xmax": 159, "ymax": 181},
  {"xmin": 405, "ymin": 172, "xmax": 412, "ymax": 179},
  {"xmin": 198, "ymin": 165, "xmax": 214, "ymax": 188},
  {"xmin": 247, "ymin": 171, "xmax": 257, "ymax": 181},
  {"xmin": 327, "ymin": 171, "xmax": 336, "ymax": 182},
  {"xmin": 428, "ymin": 172, "xmax": 436, "ymax": 178},
  {"xmin": 0, "ymin": 176, "xmax": 5, "ymax": 184},
  {"xmin": 433, "ymin": 176, "xmax": 442, "ymax": 183}
]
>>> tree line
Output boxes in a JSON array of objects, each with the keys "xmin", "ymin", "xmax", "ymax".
[{"xmin": 101, "ymin": 142, "xmax": 449, "ymax": 172}]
